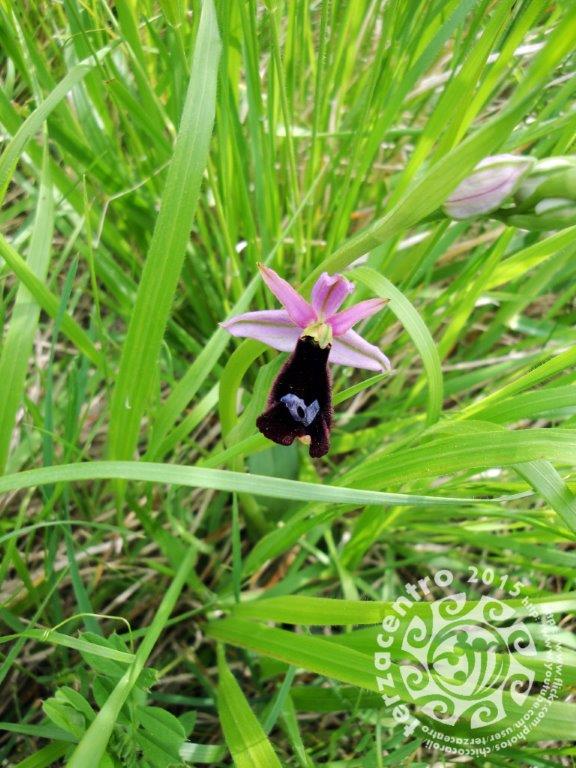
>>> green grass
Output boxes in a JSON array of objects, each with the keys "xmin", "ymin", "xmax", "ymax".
[{"xmin": 1, "ymin": 1, "xmax": 576, "ymax": 766}]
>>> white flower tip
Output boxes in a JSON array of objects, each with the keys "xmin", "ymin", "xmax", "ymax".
[
  {"xmin": 220, "ymin": 318, "xmax": 239, "ymax": 335},
  {"xmin": 534, "ymin": 156, "xmax": 576, "ymax": 172},
  {"xmin": 380, "ymin": 354, "xmax": 392, "ymax": 372},
  {"xmin": 476, "ymin": 154, "xmax": 534, "ymax": 172}
]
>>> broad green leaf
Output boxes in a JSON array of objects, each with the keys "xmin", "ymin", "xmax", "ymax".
[
  {"xmin": 230, "ymin": 592, "xmax": 576, "ymax": 625},
  {"xmin": 137, "ymin": 705, "xmax": 185, "ymax": 753},
  {"xmin": 478, "ymin": 386, "xmax": 576, "ymax": 424},
  {"xmin": 460, "ymin": 347, "xmax": 576, "ymax": 420},
  {"xmin": 207, "ymin": 618, "xmax": 576, "ymax": 742},
  {"xmin": 42, "ymin": 700, "xmax": 85, "ymax": 740},
  {"xmin": 217, "ymin": 648, "xmax": 283, "ymax": 768},
  {"xmin": 344, "ymin": 428, "xmax": 576, "ymax": 489}
]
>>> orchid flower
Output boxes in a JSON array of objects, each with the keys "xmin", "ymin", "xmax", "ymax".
[
  {"xmin": 222, "ymin": 265, "xmax": 391, "ymax": 371},
  {"xmin": 221, "ymin": 265, "xmax": 390, "ymax": 458}
]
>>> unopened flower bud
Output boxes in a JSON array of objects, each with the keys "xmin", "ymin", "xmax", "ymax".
[{"xmin": 443, "ymin": 154, "xmax": 534, "ymax": 219}]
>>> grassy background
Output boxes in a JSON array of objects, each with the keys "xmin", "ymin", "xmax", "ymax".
[{"xmin": 1, "ymin": 0, "xmax": 576, "ymax": 765}]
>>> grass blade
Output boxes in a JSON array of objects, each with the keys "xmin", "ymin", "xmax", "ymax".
[
  {"xmin": 0, "ymin": 46, "xmax": 111, "ymax": 203},
  {"xmin": 108, "ymin": 0, "xmax": 221, "ymax": 461},
  {"xmin": 352, "ymin": 267, "xmax": 442, "ymax": 425},
  {"xmin": 0, "ymin": 460, "xmax": 490, "ymax": 508},
  {"xmin": 0, "ymin": 234, "xmax": 103, "ymax": 371},
  {"xmin": 216, "ymin": 647, "xmax": 283, "ymax": 767},
  {"xmin": 0, "ymin": 145, "xmax": 53, "ymax": 472}
]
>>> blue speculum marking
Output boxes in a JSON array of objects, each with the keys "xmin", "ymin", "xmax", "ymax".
[{"xmin": 280, "ymin": 394, "xmax": 320, "ymax": 427}]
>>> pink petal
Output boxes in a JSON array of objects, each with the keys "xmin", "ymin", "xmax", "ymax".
[
  {"xmin": 311, "ymin": 272, "xmax": 355, "ymax": 319},
  {"xmin": 329, "ymin": 329, "xmax": 391, "ymax": 371},
  {"xmin": 221, "ymin": 310, "xmax": 302, "ymax": 352},
  {"xmin": 329, "ymin": 298, "xmax": 388, "ymax": 336},
  {"xmin": 258, "ymin": 264, "xmax": 316, "ymax": 328}
]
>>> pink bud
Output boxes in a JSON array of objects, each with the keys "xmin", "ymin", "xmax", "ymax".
[{"xmin": 444, "ymin": 154, "xmax": 534, "ymax": 219}]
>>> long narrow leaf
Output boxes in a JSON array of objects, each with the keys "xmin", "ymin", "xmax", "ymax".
[
  {"xmin": 0, "ymin": 460, "xmax": 491, "ymax": 507},
  {"xmin": 108, "ymin": 0, "xmax": 221, "ymax": 461},
  {"xmin": 0, "ymin": 145, "xmax": 53, "ymax": 472},
  {"xmin": 352, "ymin": 267, "xmax": 442, "ymax": 425},
  {"xmin": 217, "ymin": 648, "xmax": 283, "ymax": 767},
  {"xmin": 0, "ymin": 47, "xmax": 112, "ymax": 203},
  {"xmin": 0, "ymin": 234, "xmax": 103, "ymax": 371}
]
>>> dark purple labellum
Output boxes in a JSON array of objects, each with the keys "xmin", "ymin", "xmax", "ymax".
[{"xmin": 256, "ymin": 335, "xmax": 332, "ymax": 458}]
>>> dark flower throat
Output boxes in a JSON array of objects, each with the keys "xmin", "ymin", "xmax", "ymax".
[{"xmin": 256, "ymin": 336, "xmax": 332, "ymax": 458}]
